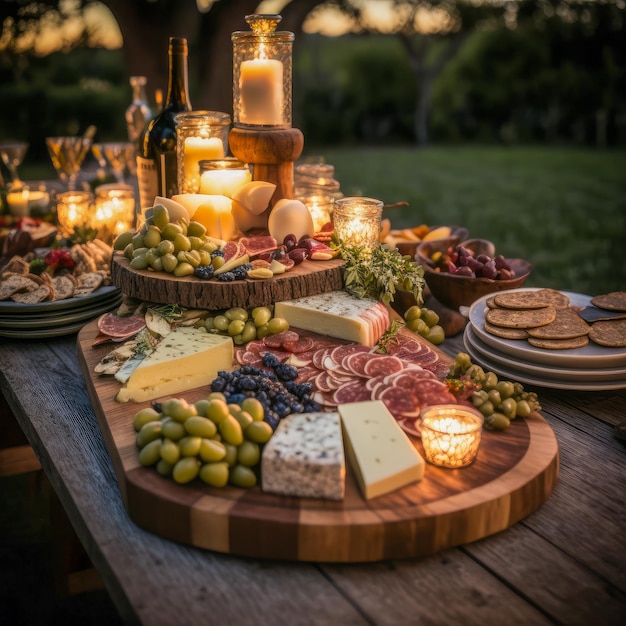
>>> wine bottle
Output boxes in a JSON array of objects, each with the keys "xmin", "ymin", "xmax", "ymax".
[
  {"xmin": 126, "ymin": 76, "xmax": 152, "ymax": 147},
  {"xmin": 136, "ymin": 37, "xmax": 191, "ymax": 211}
]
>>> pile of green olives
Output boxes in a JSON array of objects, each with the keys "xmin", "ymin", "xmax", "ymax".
[
  {"xmin": 204, "ymin": 306, "xmax": 289, "ymax": 345},
  {"xmin": 403, "ymin": 305, "xmax": 446, "ymax": 345},
  {"xmin": 448, "ymin": 352, "xmax": 541, "ymax": 431}
]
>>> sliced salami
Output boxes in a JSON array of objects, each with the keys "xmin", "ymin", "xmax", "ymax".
[
  {"xmin": 290, "ymin": 336, "xmax": 315, "ymax": 353},
  {"xmin": 333, "ymin": 380, "xmax": 372, "ymax": 405},
  {"xmin": 263, "ymin": 330, "xmax": 300, "ymax": 349},
  {"xmin": 363, "ymin": 354, "xmax": 404, "ymax": 378},
  {"xmin": 378, "ymin": 386, "xmax": 421, "ymax": 418},
  {"xmin": 312, "ymin": 347, "xmax": 332, "ymax": 370},
  {"xmin": 287, "ymin": 350, "xmax": 315, "ymax": 368}
]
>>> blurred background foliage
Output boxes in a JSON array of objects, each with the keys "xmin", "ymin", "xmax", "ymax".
[{"xmin": 0, "ymin": 0, "xmax": 624, "ymax": 162}]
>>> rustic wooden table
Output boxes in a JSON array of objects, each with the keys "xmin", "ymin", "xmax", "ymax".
[{"xmin": 1, "ymin": 329, "xmax": 625, "ymax": 625}]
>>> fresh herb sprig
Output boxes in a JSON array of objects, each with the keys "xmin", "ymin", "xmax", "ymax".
[{"xmin": 332, "ymin": 235, "xmax": 424, "ymax": 305}]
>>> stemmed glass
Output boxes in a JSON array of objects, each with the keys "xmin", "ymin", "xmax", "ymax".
[
  {"xmin": 0, "ymin": 141, "xmax": 29, "ymax": 190},
  {"xmin": 46, "ymin": 135, "xmax": 94, "ymax": 191}
]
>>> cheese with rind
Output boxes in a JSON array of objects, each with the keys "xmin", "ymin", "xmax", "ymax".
[
  {"xmin": 338, "ymin": 400, "xmax": 424, "ymax": 499},
  {"xmin": 116, "ymin": 327, "xmax": 233, "ymax": 403},
  {"xmin": 274, "ymin": 290, "xmax": 390, "ymax": 347},
  {"xmin": 261, "ymin": 412, "xmax": 345, "ymax": 500}
]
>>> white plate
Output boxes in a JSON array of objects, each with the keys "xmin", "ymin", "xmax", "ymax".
[
  {"xmin": 465, "ymin": 325, "xmax": 626, "ymax": 383},
  {"xmin": 463, "ymin": 327, "xmax": 626, "ymax": 391},
  {"xmin": 468, "ymin": 289, "xmax": 626, "ymax": 368}
]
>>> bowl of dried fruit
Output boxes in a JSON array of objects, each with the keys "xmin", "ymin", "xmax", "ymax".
[{"xmin": 416, "ymin": 238, "xmax": 533, "ymax": 310}]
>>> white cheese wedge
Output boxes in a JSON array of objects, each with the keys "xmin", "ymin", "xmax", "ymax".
[
  {"xmin": 273, "ymin": 290, "xmax": 390, "ymax": 346},
  {"xmin": 338, "ymin": 400, "xmax": 424, "ymax": 500},
  {"xmin": 116, "ymin": 327, "xmax": 233, "ymax": 403},
  {"xmin": 261, "ymin": 412, "xmax": 345, "ymax": 500}
]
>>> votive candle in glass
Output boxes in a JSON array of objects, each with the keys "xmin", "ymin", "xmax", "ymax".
[
  {"xmin": 420, "ymin": 405, "xmax": 484, "ymax": 468},
  {"xmin": 6, "ymin": 187, "xmax": 50, "ymax": 217},
  {"xmin": 175, "ymin": 110, "xmax": 230, "ymax": 194},
  {"xmin": 198, "ymin": 158, "xmax": 252, "ymax": 197},
  {"xmin": 297, "ymin": 192, "xmax": 333, "ymax": 232},
  {"xmin": 332, "ymin": 197, "xmax": 383, "ymax": 248},
  {"xmin": 94, "ymin": 183, "xmax": 135, "ymax": 243},
  {"xmin": 55, "ymin": 190, "xmax": 94, "ymax": 238},
  {"xmin": 232, "ymin": 15, "xmax": 294, "ymax": 128}
]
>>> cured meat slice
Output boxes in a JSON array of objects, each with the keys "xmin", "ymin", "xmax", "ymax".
[
  {"xmin": 322, "ymin": 355, "xmax": 351, "ymax": 377},
  {"xmin": 312, "ymin": 347, "xmax": 331, "ymax": 370},
  {"xmin": 333, "ymin": 380, "xmax": 372, "ymax": 405},
  {"xmin": 365, "ymin": 375, "xmax": 385, "ymax": 391},
  {"xmin": 386, "ymin": 369, "xmax": 437, "ymax": 388},
  {"xmin": 414, "ymin": 382, "xmax": 457, "ymax": 407},
  {"xmin": 239, "ymin": 235, "xmax": 277, "ymax": 258},
  {"xmin": 314, "ymin": 371, "xmax": 335, "ymax": 393},
  {"xmin": 342, "ymin": 351, "xmax": 372, "ymax": 377},
  {"xmin": 291, "ymin": 336, "xmax": 315, "ymax": 353},
  {"xmin": 378, "ymin": 387, "xmax": 421, "ymax": 418},
  {"xmin": 288, "ymin": 351, "xmax": 315, "ymax": 368},
  {"xmin": 97, "ymin": 313, "xmax": 146, "ymax": 339},
  {"xmin": 295, "ymin": 366, "xmax": 320, "ymax": 384},
  {"xmin": 236, "ymin": 350, "xmax": 264, "ymax": 367},
  {"xmin": 331, "ymin": 344, "xmax": 370, "ymax": 364},
  {"xmin": 363, "ymin": 354, "xmax": 404, "ymax": 378},
  {"xmin": 263, "ymin": 330, "xmax": 300, "ymax": 349}
]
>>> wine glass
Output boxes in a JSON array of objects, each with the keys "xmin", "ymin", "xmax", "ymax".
[
  {"xmin": 102, "ymin": 142, "xmax": 135, "ymax": 182},
  {"xmin": 0, "ymin": 141, "xmax": 29, "ymax": 190},
  {"xmin": 46, "ymin": 135, "xmax": 94, "ymax": 191}
]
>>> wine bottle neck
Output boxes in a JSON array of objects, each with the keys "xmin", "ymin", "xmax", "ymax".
[{"xmin": 165, "ymin": 37, "xmax": 191, "ymax": 111}]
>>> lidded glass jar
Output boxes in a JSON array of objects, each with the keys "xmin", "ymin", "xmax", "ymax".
[
  {"xmin": 232, "ymin": 14, "xmax": 294, "ymax": 129},
  {"xmin": 332, "ymin": 197, "xmax": 384, "ymax": 249},
  {"xmin": 198, "ymin": 158, "xmax": 252, "ymax": 197},
  {"xmin": 174, "ymin": 110, "xmax": 230, "ymax": 193},
  {"xmin": 294, "ymin": 161, "xmax": 342, "ymax": 200}
]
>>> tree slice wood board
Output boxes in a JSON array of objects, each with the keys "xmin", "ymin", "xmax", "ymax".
[
  {"xmin": 77, "ymin": 320, "xmax": 559, "ymax": 563},
  {"xmin": 111, "ymin": 254, "xmax": 344, "ymax": 310}
]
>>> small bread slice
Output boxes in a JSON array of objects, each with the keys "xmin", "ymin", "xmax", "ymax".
[{"xmin": 11, "ymin": 284, "xmax": 51, "ymax": 304}]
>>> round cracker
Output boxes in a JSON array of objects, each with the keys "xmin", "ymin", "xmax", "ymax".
[
  {"xmin": 591, "ymin": 292, "xmax": 626, "ymax": 312},
  {"xmin": 486, "ymin": 305, "xmax": 556, "ymax": 329},
  {"xmin": 494, "ymin": 288, "xmax": 570, "ymax": 310},
  {"xmin": 588, "ymin": 318, "xmax": 626, "ymax": 348},
  {"xmin": 526, "ymin": 307, "xmax": 590, "ymax": 339},
  {"xmin": 484, "ymin": 320, "xmax": 529, "ymax": 340},
  {"xmin": 528, "ymin": 335, "xmax": 589, "ymax": 350}
]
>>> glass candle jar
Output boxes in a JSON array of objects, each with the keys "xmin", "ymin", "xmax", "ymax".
[
  {"xmin": 420, "ymin": 405, "xmax": 484, "ymax": 468},
  {"xmin": 6, "ymin": 186, "xmax": 50, "ymax": 217},
  {"xmin": 175, "ymin": 110, "xmax": 231, "ymax": 194},
  {"xmin": 332, "ymin": 197, "xmax": 383, "ymax": 248},
  {"xmin": 297, "ymin": 192, "xmax": 333, "ymax": 232},
  {"xmin": 55, "ymin": 190, "xmax": 94, "ymax": 238},
  {"xmin": 198, "ymin": 158, "xmax": 252, "ymax": 197},
  {"xmin": 94, "ymin": 184, "xmax": 135, "ymax": 244},
  {"xmin": 294, "ymin": 161, "xmax": 342, "ymax": 200},
  {"xmin": 232, "ymin": 14, "xmax": 294, "ymax": 128}
]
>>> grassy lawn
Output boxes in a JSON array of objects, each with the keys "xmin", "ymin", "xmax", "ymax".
[
  {"xmin": 316, "ymin": 145, "xmax": 626, "ymax": 296},
  {"xmin": 20, "ymin": 145, "xmax": 625, "ymax": 296}
]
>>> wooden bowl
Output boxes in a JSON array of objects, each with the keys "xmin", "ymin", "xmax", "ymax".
[
  {"xmin": 416, "ymin": 239, "xmax": 532, "ymax": 310},
  {"xmin": 394, "ymin": 225, "xmax": 469, "ymax": 258}
]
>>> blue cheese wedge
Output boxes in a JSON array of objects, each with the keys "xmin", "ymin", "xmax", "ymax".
[
  {"xmin": 261, "ymin": 412, "xmax": 345, "ymax": 500},
  {"xmin": 116, "ymin": 327, "xmax": 233, "ymax": 403},
  {"xmin": 338, "ymin": 400, "xmax": 424, "ymax": 500},
  {"xmin": 274, "ymin": 290, "xmax": 390, "ymax": 346}
]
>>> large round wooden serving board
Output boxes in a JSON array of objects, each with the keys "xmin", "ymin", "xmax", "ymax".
[
  {"xmin": 77, "ymin": 320, "xmax": 559, "ymax": 563},
  {"xmin": 111, "ymin": 254, "xmax": 344, "ymax": 310}
]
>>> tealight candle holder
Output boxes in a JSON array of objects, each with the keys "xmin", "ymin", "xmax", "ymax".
[
  {"xmin": 297, "ymin": 192, "xmax": 333, "ymax": 232},
  {"xmin": 175, "ymin": 110, "xmax": 230, "ymax": 194},
  {"xmin": 199, "ymin": 158, "xmax": 252, "ymax": 197},
  {"xmin": 94, "ymin": 183, "xmax": 135, "ymax": 244},
  {"xmin": 332, "ymin": 197, "xmax": 383, "ymax": 248},
  {"xmin": 419, "ymin": 405, "xmax": 484, "ymax": 469},
  {"xmin": 55, "ymin": 190, "xmax": 94, "ymax": 238}
]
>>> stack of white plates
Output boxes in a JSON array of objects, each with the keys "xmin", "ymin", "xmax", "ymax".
[
  {"xmin": 464, "ymin": 289, "xmax": 626, "ymax": 391},
  {"xmin": 0, "ymin": 285, "xmax": 122, "ymax": 339}
]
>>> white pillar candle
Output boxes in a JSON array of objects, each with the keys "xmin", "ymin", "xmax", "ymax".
[
  {"xmin": 183, "ymin": 137, "xmax": 225, "ymax": 192},
  {"xmin": 6, "ymin": 189, "xmax": 50, "ymax": 217},
  {"xmin": 199, "ymin": 168, "xmax": 252, "ymax": 198},
  {"xmin": 239, "ymin": 58, "xmax": 284, "ymax": 126}
]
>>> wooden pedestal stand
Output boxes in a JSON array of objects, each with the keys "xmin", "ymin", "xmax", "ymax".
[{"xmin": 229, "ymin": 126, "xmax": 304, "ymax": 206}]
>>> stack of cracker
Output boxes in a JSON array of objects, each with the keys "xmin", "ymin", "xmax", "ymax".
[
  {"xmin": 0, "ymin": 240, "xmax": 112, "ymax": 304},
  {"xmin": 483, "ymin": 288, "xmax": 626, "ymax": 349}
]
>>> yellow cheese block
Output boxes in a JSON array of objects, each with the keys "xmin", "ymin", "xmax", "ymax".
[
  {"xmin": 116, "ymin": 327, "xmax": 233, "ymax": 403},
  {"xmin": 338, "ymin": 400, "xmax": 425, "ymax": 499}
]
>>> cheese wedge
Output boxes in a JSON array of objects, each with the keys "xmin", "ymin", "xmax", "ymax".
[
  {"xmin": 273, "ymin": 290, "xmax": 390, "ymax": 346},
  {"xmin": 116, "ymin": 327, "xmax": 233, "ymax": 403},
  {"xmin": 338, "ymin": 400, "xmax": 424, "ymax": 499}
]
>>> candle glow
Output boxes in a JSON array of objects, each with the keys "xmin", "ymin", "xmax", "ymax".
[
  {"xmin": 239, "ymin": 57, "xmax": 284, "ymax": 126},
  {"xmin": 6, "ymin": 189, "xmax": 50, "ymax": 217},
  {"xmin": 332, "ymin": 197, "xmax": 383, "ymax": 248},
  {"xmin": 420, "ymin": 405, "xmax": 484, "ymax": 468},
  {"xmin": 56, "ymin": 191, "xmax": 94, "ymax": 238},
  {"xmin": 183, "ymin": 136, "xmax": 225, "ymax": 192}
]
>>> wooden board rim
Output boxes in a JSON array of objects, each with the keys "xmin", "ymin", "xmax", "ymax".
[{"xmin": 77, "ymin": 320, "xmax": 559, "ymax": 563}]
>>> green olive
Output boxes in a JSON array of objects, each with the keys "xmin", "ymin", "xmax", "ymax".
[
  {"xmin": 267, "ymin": 317, "xmax": 289, "ymax": 334},
  {"xmin": 143, "ymin": 225, "xmax": 162, "ymax": 248},
  {"xmin": 225, "ymin": 307, "xmax": 248, "ymax": 322},
  {"xmin": 173, "ymin": 233, "xmax": 191, "ymax": 252},
  {"xmin": 252, "ymin": 307, "xmax": 272, "ymax": 327},
  {"xmin": 173, "ymin": 262, "xmax": 195, "ymax": 277},
  {"xmin": 421, "ymin": 308, "xmax": 440, "ymax": 327},
  {"xmin": 152, "ymin": 204, "xmax": 170, "ymax": 230},
  {"xmin": 187, "ymin": 221, "xmax": 207, "ymax": 238},
  {"xmin": 228, "ymin": 319, "xmax": 246, "ymax": 336},
  {"xmin": 130, "ymin": 254, "xmax": 149, "ymax": 270},
  {"xmin": 113, "ymin": 230, "xmax": 134, "ymax": 251},
  {"xmin": 161, "ymin": 223, "xmax": 183, "ymax": 241},
  {"xmin": 213, "ymin": 315, "xmax": 229, "ymax": 331},
  {"xmin": 425, "ymin": 325, "xmax": 445, "ymax": 345},
  {"xmin": 404, "ymin": 305, "xmax": 422, "ymax": 322},
  {"xmin": 157, "ymin": 239, "xmax": 175, "ymax": 256},
  {"xmin": 161, "ymin": 253, "xmax": 178, "ymax": 273}
]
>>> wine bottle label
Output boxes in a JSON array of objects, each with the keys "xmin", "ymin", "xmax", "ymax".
[
  {"xmin": 159, "ymin": 151, "xmax": 178, "ymax": 198},
  {"xmin": 136, "ymin": 155, "xmax": 158, "ymax": 219}
]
